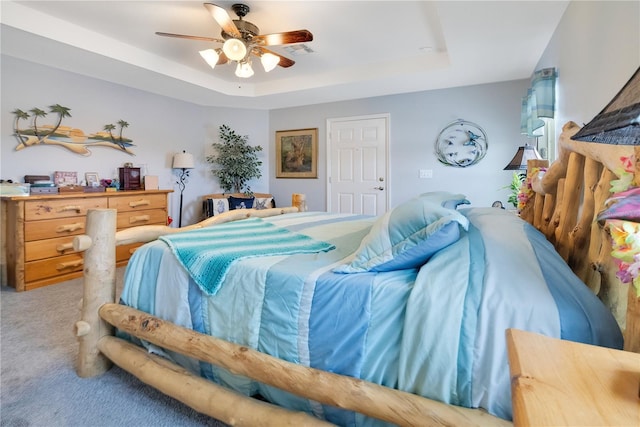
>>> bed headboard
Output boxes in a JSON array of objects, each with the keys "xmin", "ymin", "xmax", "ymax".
[{"xmin": 519, "ymin": 121, "xmax": 639, "ymax": 353}]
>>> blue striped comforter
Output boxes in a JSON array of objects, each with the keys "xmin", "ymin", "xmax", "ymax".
[{"xmin": 120, "ymin": 209, "xmax": 622, "ymax": 425}]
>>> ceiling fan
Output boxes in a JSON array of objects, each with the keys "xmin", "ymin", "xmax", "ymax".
[{"xmin": 156, "ymin": 3, "xmax": 313, "ymax": 78}]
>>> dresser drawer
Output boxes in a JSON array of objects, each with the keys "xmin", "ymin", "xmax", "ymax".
[
  {"xmin": 24, "ymin": 216, "xmax": 87, "ymax": 241},
  {"xmin": 25, "ymin": 236, "xmax": 79, "ymax": 261},
  {"xmin": 25, "ymin": 253, "xmax": 84, "ymax": 282},
  {"xmin": 25, "ymin": 198, "xmax": 107, "ymax": 221},
  {"xmin": 117, "ymin": 242, "xmax": 144, "ymax": 263},
  {"xmin": 108, "ymin": 194, "xmax": 166, "ymax": 212},
  {"xmin": 116, "ymin": 208, "xmax": 167, "ymax": 229}
]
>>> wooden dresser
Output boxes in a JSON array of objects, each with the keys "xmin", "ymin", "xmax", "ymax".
[{"xmin": 2, "ymin": 190, "xmax": 171, "ymax": 291}]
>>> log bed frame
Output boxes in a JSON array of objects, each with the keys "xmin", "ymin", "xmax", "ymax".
[{"xmin": 74, "ymin": 121, "xmax": 639, "ymax": 426}]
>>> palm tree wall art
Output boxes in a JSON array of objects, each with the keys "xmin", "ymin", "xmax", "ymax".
[{"xmin": 12, "ymin": 104, "xmax": 135, "ymax": 156}]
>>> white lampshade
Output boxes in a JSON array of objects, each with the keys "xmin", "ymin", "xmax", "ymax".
[
  {"xmin": 235, "ymin": 61, "xmax": 254, "ymax": 78},
  {"xmin": 222, "ymin": 38, "xmax": 247, "ymax": 61},
  {"xmin": 199, "ymin": 48, "xmax": 220, "ymax": 69},
  {"xmin": 260, "ymin": 52, "xmax": 280, "ymax": 72},
  {"xmin": 173, "ymin": 151, "xmax": 194, "ymax": 169}
]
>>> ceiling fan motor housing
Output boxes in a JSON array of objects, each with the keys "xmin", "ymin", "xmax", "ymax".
[
  {"xmin": 220, "ymin": 3, "xmax": 258, "ymax": 42},
  {"xmin": 222, "ymin": 19, "xmax": 259, "ymax": 41}
]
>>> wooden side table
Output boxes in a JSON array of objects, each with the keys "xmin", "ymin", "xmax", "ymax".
[{"xmin": 507, "ymin": 328, "xmax": 640, "ymax": 426}]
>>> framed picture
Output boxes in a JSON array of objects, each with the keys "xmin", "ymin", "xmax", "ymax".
[
  {"xmin": 275, "ymin": 128, "xmax": 318, "ymax": 178},
  {"xmin": 85, "ymin": 172, "xmax": 99, "ymax": 186},
  {"xmin": 54, "ymin": 171, "xmax": 78, "ymax": 186}
]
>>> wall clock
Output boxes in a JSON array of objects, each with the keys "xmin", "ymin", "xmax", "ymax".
[{"xmin": 435, "ymin": 119, "xmax": 488, "ymax": 167}]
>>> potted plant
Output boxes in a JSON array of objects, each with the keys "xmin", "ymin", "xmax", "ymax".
[
  {"xmin": 504, "ymin": 172, "xmax": 525, "ymax": 208},
  {"xmin": 206, "ymin": 124, "xmax": 263, "ymax": 194}
]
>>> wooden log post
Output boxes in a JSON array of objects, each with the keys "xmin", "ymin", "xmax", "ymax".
[
  {"xmin": 555, "ymin": 152, "xmax": 584, "ymax": 261},
  {"xmin": 568, "ymin": 157, "xmax": 601, "ymax": 276},
  {"xmin": 292, "ymin": 193, "xmax": 307, "ymax": 212},
  {"xmin": 75, "ymin": 208, "xmax": 117, "ymax": 378}
]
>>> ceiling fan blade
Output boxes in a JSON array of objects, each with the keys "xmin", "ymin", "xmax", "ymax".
[
  {"xmin": 203, "ymin": 3, "xmax": 241, "ymax": 38},
  {"xmin": 155, "ymin": 32, "xmax": 223, "ymax": 43},
  {"xmin": 254, "ymin": 47, "xmax": 295, "ymax": 68},
  {"xmin": 253, "ymin": 30, "xmax": 313, "ymax": 46}
]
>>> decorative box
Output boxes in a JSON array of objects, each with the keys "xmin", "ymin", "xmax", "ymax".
[
  {"xmin": 30, "ymin": 186, "xmax": 58, "ymax": 195},
  {"xmin": 58, "ymin": 185, "xmax": 85, "ymax": 193},
  {"xmin": 118, "ymin": 167, "xmax": 141, "ymax": 190},
  {"xmin": 83, "ymin": 186, "xmax": 106, "ymax": 193},
  {"xmin": 24, "ymin": 175, "xmax": 51, "ymax": 184}
]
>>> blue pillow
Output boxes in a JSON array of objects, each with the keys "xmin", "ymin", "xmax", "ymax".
[
  {"xmin": 228, "ymin": 196, "xmax": 254, "ymax": 210},
  {"xmin": 419, "ymin": 191, "xmax": 470, "ymax": 210},
  {"xmin": 333, "ymin": 195, "xmax": 469, "ymax": 273}
]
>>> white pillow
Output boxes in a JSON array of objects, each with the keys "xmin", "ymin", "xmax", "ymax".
[
  {"xmin": 254, "ymin": 197, "xmax": 273, "ymax": 210},
  {"xmin": 210, "ymin": 198, "xmax": 229, "ymax": 216}
]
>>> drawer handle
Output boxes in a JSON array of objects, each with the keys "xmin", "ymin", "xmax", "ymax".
[
  {"xmin": 58, "ymin": 205, "xmax": 81, "ymax": 213},
  {"xmin": 129, "ymin": 199, "xmax": 151, "ymax": 208},
  {"xmin": 56, "ymin": 223, "xmax": 84, "ymax": 233},
  {"xmin": 130, "ymin": 215, "xmax": 150, "ymax": 224},
  {"xmin": 56, "ymin": 259, "xmax": 83, "ymax": 270},
  {"xmin": 56, "ymin": 242, "xmax": 74, "ymax": 253}
]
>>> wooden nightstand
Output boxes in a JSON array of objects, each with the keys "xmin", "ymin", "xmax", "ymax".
[{"xmin": 507, "ymin": 328, "xmax": 640, "ymax": 426}]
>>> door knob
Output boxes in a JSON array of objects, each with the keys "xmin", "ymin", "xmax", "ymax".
[{"xmin": 374, "ymin": 186, "xmax": 384, "ymax": 191}]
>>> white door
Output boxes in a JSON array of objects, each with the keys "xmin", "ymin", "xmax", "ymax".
[{"xmin": 327, "ymin": 114, "xmax": 389, "ymax": 215}]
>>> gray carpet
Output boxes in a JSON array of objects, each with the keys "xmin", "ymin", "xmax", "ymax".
[{"xmin": 0, "ymin": 270, "xmax": 226, "ymax": 427}]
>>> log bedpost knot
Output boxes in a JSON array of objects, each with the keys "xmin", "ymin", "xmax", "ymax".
[
  {"xmin": 73, "ymin": 234, "xmax": 93, "ymax": 252},
  {"xmin": 75, "ymin": 320, "xmax": 90, "ymax": 337}
]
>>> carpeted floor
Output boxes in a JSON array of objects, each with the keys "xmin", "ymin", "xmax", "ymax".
[{"xmin": 0, "ymin": 269, "xmax": 226, "ymax": 427}]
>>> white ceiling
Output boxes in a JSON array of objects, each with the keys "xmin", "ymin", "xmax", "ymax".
[{"xmin": 1, "ymin": 1, "xmax": 570, "ymax": 110}]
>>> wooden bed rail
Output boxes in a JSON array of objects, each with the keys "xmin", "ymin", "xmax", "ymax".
[
  {"xmin": 519, "ymin": 121, "xmax": 639, "ymax": 352},
  {"xmin": 73, "ymin": 207, "xmax": 510, "ymax": 427}
]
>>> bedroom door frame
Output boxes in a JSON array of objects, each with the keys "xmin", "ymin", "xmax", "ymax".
[{"xmin": 326, "ymin": 113, "xmax": 390, "ymax": 215}]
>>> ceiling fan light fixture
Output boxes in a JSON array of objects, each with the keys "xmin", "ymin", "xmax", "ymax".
[
  {"xmin": 199, "ymin": 48, "xmax": 220, "ymax": 69},
  {"xmin": 235, "ymin": 61, "xmax": 254, "ymax": 78},
  {"xmin": 223, "ymin": 38, "xmax": 247, "ymax": 61},
  {"xmin": 261, "ymin": 53, "xmax": 280, "ymax": 72}
]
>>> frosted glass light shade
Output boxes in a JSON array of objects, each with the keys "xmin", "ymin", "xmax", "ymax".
[
  {"xmin": 173, "ymin": 151, "xmax": 194, "ymax": 169},
  {"xmin": 222, "ymin": 38, "xmax": 247, "ymax": 61},
  {"xmin": 261, "ymin": 53, "xmax": 280, "ymax": 72},
  {"xmin": 199, "ymin": 49, "xmax": 220, "ymax": 69},
  {"xmin": 235, "ymin": 61, "xmax": 254, "ymax": 78}
]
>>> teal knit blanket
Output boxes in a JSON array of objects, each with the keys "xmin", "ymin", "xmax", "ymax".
[{"xmin": 159, "ymin": 217, "xmax": 335, "ymax": 295}]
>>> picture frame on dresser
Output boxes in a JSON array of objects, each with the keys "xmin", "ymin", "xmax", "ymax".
[
  {"xmin": 85, "ymin": 172, "xmax": 99, "ymax": 186},
  {"xmin": 54, "ymin": 171, "xmax": 77, "ymax": 186}
]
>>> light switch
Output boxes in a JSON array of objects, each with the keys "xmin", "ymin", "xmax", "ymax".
[{"xmin": 419, "ymin": 169, "xmax": 433, "ymax": 179}]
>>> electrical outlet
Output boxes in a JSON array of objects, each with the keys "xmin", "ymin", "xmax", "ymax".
[{"xmin": 419, "ymin": 169, "xmax": 433, "ymax": 179}]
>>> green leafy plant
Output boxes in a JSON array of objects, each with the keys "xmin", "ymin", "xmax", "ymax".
[
  {"xmin": 206, "ymin": 124, "xmax": 263, "ymax": 194},
  {"xmin": 504, "ymin": 172, "xmax": 525, "ymax": 208}
]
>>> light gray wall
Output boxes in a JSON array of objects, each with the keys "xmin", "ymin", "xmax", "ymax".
[
  {"xmin": 536, "ymin": 0, "xmax": 639, "ymax": 139},
  {"xmin": 2, "ymin": 1, "xmax": 638, "ymax": 223},
  {"xmin": 0, "ymin": 56, "xmax": 269, "ymax": 225},
  {"xmin": 269, "ymin": 80, "xmax": 529, "ymax": 211}
]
